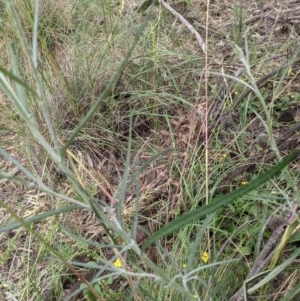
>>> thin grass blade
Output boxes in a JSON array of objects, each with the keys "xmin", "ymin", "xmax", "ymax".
[{"xmin": 0, "ymin": 204, "xmax": 79, "ymax": 232}]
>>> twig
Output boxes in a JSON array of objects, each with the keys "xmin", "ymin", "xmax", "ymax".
[{"xmin": 159, "ymin": 0, "xmax": 206, "ymax": 53}]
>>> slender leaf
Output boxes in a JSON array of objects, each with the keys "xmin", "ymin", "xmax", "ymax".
[
  {"xmin": 32, "ymin": 0, "xmax": 40, "ymax": 69},
  {"xmin": 0, "ymin": 205, "xmax": 79, "ymax": 232},
  {"xmin": 0, "ymin": 65, "xmax": 38, "ymax": 97}
]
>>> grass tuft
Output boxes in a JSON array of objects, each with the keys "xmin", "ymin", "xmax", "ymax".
[{"xmin": 1, "ymin": 1, "xmax": 299, "ymax": 300}]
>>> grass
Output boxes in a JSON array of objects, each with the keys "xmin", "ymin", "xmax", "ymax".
[{"xmin": 0, "ymin": 0, "xmax": 300, "ymax": 300}]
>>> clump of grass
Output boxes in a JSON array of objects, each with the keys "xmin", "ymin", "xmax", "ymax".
[{"xmin": 1, "ymin": 1, "xmax": 300, "ymax": 301}]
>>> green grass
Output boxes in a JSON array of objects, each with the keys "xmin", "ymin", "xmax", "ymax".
[{"xmin": 0, "ymin": 1, "xmax": 299, "ymax": 301}]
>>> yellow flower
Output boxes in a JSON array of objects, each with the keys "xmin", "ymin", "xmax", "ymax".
[
  {"xmin": 241, "ymin": 181, "xmax": 248, "ymax": 186},
  {"xmin": 113, "ymin": 258, "xmax": 123, "ymax": 268},
  {"xmin": 201, "ymin": 251, "xmax": 209, "ymax": 263},
  {"xmin": 182, "ymin": 263, "xmax": 186, "ymax": 268}
]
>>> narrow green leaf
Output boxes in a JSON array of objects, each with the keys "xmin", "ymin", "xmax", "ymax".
[
  {"xmin": 0, "ymin": 205, "xmax": 79, "ymax": 232},
  {"xmin": 9, "ymin": 45, "xmax": 29, "ymax": 115},
  {"xmin": 142, "ymin": 150, "xmax": 300, "ymax": 249},
  {"xmin": 0, "ymin": 65, "xmax": 38, "ymax": 97},
  {"xmin": 32, "ymin": 0, "xmax": 40, "ymax": 69}
]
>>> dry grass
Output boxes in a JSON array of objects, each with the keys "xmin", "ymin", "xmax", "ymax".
[{"xmin": 0, "ymin": 0, "xmax": 299, "ymax": 300}]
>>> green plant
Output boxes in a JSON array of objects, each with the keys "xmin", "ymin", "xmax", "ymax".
[{"xmin": 1, "ymin": 1, "xmax": 299, "ymax": 301}]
